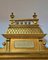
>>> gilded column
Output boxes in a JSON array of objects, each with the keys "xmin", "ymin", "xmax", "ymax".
[{"xmin": 6, "ymin": 39, "xmax": 10, "ymax": 52}]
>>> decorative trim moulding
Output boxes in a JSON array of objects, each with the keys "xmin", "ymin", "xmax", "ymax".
[{"xmin": 2, "ymin": 34, "xmax": 46, "ymax": 39}]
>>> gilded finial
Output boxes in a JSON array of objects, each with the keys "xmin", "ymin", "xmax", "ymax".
[
  {"xmin": 10, "ymin": 12, "xmax": 15, "ymax": 19},
  {"xmin": 33, "ymin": 12, "xmax": 37, "ymax": 18}
]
